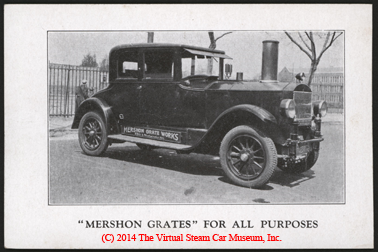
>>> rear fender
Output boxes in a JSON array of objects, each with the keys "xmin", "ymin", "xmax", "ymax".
[{"xmin": 71, "ymin": 97, "xmax": 119, "ymax": 134}]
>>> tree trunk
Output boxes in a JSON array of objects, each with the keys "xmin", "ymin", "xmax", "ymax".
[
  {"xmin": 307, "ymin": 61, "xmax": 318, "ymax": 87},
  {"xmin": 207, "ymin": 31, "xmax": 232, "ymax": 76},
  {"xmin": 208, "ymin": 32, "xmax": 216, "ymax": 75}
]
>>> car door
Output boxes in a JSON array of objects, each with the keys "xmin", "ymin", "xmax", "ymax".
[
  {"xmin": 107, "ymin": 49, "xmax": 142, "ymax": 125},
  {"xmin": 109, "ymin": 81, "xmax": 141, "ymax": 124},
  {"xmin": 139, "ymin": 82, "xmax": 206, "ymax": 128},
  {"xmin": 138, "ymin": 49, "xmax": 206, "ymax": 128}
]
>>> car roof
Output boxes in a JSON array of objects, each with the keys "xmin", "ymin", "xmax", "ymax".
[{"xmin": 110, "ymin": 43, "xmax": 227, "ymax": 55}]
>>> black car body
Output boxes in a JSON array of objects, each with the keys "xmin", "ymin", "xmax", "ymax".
[{"xmin": 72, "ymin": 41, "xmax": 327, "ymax": 188}]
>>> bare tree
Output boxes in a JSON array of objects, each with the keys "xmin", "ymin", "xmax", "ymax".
[
  {"xmin": 207, "ymin": 31, "xmax": 232, "ymax": 75},
  {"xmin": 284, "ymin": 31, "xmax": 343, "ymax": 86},
  {"xmin": 81, "ymin": 53, "xmax": 98, "ymax": 67},
  {"xmin": 99, "ymin": 55, "xmax": 109, "ymax": 71}
]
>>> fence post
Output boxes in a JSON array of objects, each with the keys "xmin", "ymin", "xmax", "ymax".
[
  {"xmin": 49, "ymin": 64, "xmax": 53, "ymax": 115},
  {"xmin": 64, "ymin": 67, "xmax": 71, "ymax": 117},
  {"xmin": 59, "ymin": 66, "xmax": 63, "ymax": 116}
]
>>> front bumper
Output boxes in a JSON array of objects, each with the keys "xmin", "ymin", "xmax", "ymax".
[
  {"xmin": 279, "ymin": 137, "xmax": 323, "ymax": 159},
  {"xmin": 278, "ymin": 116, "xmax": 323, "ymax": 161}
]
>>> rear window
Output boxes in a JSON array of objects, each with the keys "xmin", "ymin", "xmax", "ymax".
[{"xmin": 118, "ymin": 51, "xmax": 138, "ymax": 79}]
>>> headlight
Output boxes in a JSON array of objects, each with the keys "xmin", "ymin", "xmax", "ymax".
[
  {"xmin": 280, "ymin": 99, "xmax": 296, "ymax": 119},
  {"xmin": 313, "ymin": 100, "xmax": 328, "ymax": 118}
]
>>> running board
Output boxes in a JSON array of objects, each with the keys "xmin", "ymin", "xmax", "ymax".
[{"xmin": 108, "ymin": 134, "xmax": 193, "ymax": 150}]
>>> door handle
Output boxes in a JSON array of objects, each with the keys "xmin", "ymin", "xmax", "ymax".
[{"xmin": 137, "ymin": 85, "xmax": 142, "ymax": 90}]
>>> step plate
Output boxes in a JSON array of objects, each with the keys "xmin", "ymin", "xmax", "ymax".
[{"xmin": 108, "ymin": 134, "xmax": 193, "ymax": 150}]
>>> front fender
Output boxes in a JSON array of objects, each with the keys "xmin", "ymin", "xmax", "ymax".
[
  {"xmin": 188, "ymin": 104, "xmax": 282, "ymax": 155},
  {"xmin": 206, "ymin": 104, "xmax": 282, "ymax": 143},
  {"xmin": 211, "ymin": 104, "xmax": 277, "ymax": 127},
  {"xmin": 71, "ymin": 97, "xmax": 119, "ymax": 134}
]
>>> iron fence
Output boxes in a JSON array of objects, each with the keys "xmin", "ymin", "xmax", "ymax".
[{"xmin": 49, "ymin": 63, "xmax": 109, "ymax": 117}]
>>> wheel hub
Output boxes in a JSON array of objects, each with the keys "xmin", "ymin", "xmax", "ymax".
[
  {"xmin": 240, "ymin": 153, "xmax": 249, "ymax": 162},
  {"xmin": 89, "ymin": 130, "xmax": 95, "ymax": 136}
]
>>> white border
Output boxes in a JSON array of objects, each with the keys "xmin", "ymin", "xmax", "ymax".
[{"xmin": 4, "ymin": 4, "xmax": 372, "ymax": 248}]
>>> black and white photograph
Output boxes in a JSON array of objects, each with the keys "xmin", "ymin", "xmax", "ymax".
[
  {"xmin": 48, "ymin": 30, "xmax": 345, "ymax": 204},
  {"xmin": 5, "ymin": 4, "xmax": 372, "ymax": 249}
]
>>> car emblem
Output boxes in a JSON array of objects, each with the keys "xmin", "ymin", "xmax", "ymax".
[{"xmin": 119, "ymin": 114, "xmax": 124, "ymax": 119}]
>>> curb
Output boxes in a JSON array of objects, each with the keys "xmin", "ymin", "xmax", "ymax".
[
  {"xmin": 322, "ymin": 121, "xmax": 343, "ymax": 125},
  {"xmin": 49, "ymin": 128, "xmax": 77, "ymax": 137},
  {"xmin": 49, "ymin": 127, "xmax": 74, "ymax": 132}
]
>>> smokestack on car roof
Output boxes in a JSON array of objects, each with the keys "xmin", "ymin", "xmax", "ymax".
[{"xmin": 261, "ymin": 40, "xmax": 279, "ymax": 83}]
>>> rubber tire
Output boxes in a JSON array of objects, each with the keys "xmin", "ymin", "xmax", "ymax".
[
  {"xmin": 78, "ymin": 111, "xmax": 108, "ymax": 156},
  {"xmin": 278, "ymin": 150, "xmax": 319, "ymax": 174},
  {"xmin": 219, "ymin": 125, "xmax": 277, "ymax": 188}
]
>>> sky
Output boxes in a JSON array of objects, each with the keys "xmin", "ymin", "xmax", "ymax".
[{"xmin": 48, "ymin": 31, "xmax": 344, "ymax": 80}]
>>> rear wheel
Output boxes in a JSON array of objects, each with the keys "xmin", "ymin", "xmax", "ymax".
[
  {"xmin": 219, "ymin": 126, "xmax": 277, "ymax": 188},
  {"xmin": 78, "ymin": 111, "xmax": 108, "ymax": 156}
]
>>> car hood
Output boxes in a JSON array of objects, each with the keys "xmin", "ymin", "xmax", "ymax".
[{"xmin": 207, "ymin": 80, "xmax": 299, "ymax": 92}]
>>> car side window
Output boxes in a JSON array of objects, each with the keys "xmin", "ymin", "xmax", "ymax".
[
  {"xmin": 118, "ymin": 51, "xmax": 139, "ymax": 79},
  {"xmin": 122, "ymin": 61, "xmax": 138, "ymax": 78},
  {"xmin": 144, "ymin": 51, "xmax": 174, "ymax": 80},
  {"xmin": 181, "ymin": 55, "xmax": 220, "ymax": 78}
]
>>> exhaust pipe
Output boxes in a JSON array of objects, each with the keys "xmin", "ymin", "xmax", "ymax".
[{"xmin": 261, "ymin": 40, "xmax": 279, "ymax": 83}]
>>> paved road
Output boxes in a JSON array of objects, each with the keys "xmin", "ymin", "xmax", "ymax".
[{"xmin": 49, "ymin": 123, "xmax": 344, "ymax": 204}]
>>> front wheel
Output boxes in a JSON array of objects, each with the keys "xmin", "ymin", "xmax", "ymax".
[
  {"xmin": 219, "ymin": 126, "xmax": 277, "ymax": 188},
  {"xmin": 78, "ymin": 111, "xmax": 108, "ymax": 156}
]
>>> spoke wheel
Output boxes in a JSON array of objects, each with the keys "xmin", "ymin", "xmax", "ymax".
[
  {"xmin": 78, "ymin": 112, "xmax": 108, "ymax": 156},
  {"xmin": 227, "ymin": 135, "xmax": 266, "ymax": 180},
  {"xmin": 220, "ymin": 126, "xmax": 277, "ymax": 188}
]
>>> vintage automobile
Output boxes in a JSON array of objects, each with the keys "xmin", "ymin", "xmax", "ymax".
[{"xmin": 72, "ymin": 41, "xmax": 327, "ymax": 188}]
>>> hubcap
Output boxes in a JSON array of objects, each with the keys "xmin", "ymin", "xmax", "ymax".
[
  {"xmin": 226, "ymin": 134, "xmax": 266, "ymax": 180},
  {"xmin": 82, "ymin": 118, "xmax": 103, "ymax": 150},
  {"xmin": 240, "ymin": 153, "xmax": 249, "ymax": 162}
]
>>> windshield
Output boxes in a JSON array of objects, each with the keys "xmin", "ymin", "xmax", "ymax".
[{"xmin": 182, "ymin": 56, "xmax": 220, "ymax": 78}]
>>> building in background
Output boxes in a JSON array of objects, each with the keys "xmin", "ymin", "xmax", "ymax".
[{"xmin": 278, "ymin": 67, "xmax": 295, "ymax": 82}]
